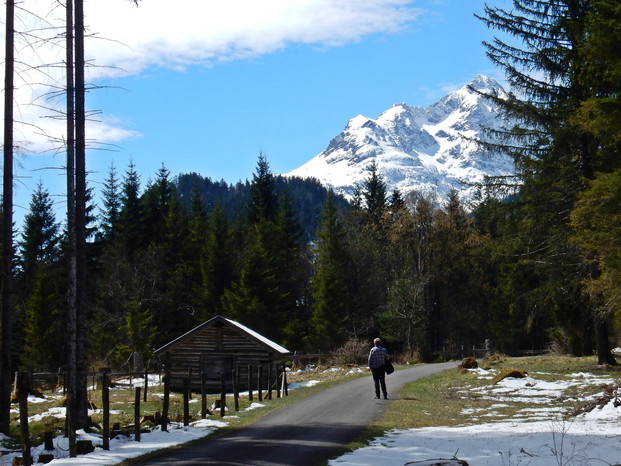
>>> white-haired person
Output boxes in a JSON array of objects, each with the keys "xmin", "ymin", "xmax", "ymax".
[{"xmin": 368, "ymin": 337, "xmax": 389, "ymax": 399}]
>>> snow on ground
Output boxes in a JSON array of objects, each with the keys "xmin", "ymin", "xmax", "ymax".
[
  {"xmin": 329, "ymin": 367, "xmax": 621, "ymax": 466},
  {"xmin": 1, "ymin": 364, "xmax": 620, "ymax": 465}
]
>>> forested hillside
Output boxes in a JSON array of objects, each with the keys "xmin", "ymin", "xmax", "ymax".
[{"xmin": 3, "ymin": 0, "xmax": 621, "ymax": 396}]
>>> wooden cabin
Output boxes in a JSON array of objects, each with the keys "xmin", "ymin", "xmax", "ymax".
[{"xmin": 154, "ymin": 315, "xmax": 291, "ymax": 392}]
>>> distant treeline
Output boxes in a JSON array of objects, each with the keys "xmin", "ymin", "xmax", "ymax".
[{"xmin": 175, "ymin": 171, "xmax": 350, "ymax": 241}]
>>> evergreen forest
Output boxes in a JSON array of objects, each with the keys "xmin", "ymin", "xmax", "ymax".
[{"xmin": 1, "ymin": 0, "xmax": 621, "ymax": 435}]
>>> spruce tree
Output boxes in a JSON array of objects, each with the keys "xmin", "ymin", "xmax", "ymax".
[
  {"xmin": 309, "ymin": 191, "xmax": 351, "ymax": 350},
  {"xmin": 346, "ymin": 161, "xmax": 389, "ymax": 339},
  {"xmin": 276, "ymin": 187, "xmax": 308, "ymax": 349},
  {"xmin": 478, "ymin": 0, "xmax": 616, "ymax": 362},
  {"xmin": 142, "ymin": 163, "xmax": 174, "ymax": 246},
  {"xmin": 571, "ymin": 169, "xmax": 621, "ymax": 348},
  {"xmin": 221, "ymin": 222, "xmax": 286, "ymax": 339},
  {"xmin": 221, "ymin": 154, "xmax": 289, "ymax": 340},
  {"xmin": 569, "ymin": 1, "xmax": 621, "ymax": 354},
  {"xmin": 98, "ymin": 161, "xmax": 122, "ymax": 242},
  {"xmin": 247, "ymin": 152, "xmax": 279, "ymax": 224},
  {"xmin": 117, "ymin": 161, "xmax": 144, "ymax": 257},
  {"xmin": 21, "ymin": 271, "xmax": 64, "ymax": 370},
  {"xmin": 18, "ymin": 183, "xmax": 64, "ymax": 372},
  {"xmin": 201, "ymin": 202, "xmax": 233, "ymax": 319},
  {"xmin": 18, "ymin": 182, "xmax": 60, "ymax": 293},
  {"xmin": 361, "ymin": 161, "xmax": 387, "ymax": 225}
]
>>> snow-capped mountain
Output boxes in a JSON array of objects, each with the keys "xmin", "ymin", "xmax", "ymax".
[{"xmin": 285, "ymin": 75, "xmax": 514, "ymax": 204}]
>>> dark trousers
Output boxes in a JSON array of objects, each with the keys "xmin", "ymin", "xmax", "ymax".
[{"xmin": 371, "ymin": 366, "xmax": 387, "ymax": 397}]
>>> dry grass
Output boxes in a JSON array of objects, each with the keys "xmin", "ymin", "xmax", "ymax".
[{"xmin": 345, "ymin": 354, "xmax": 621, "ymax": 453}]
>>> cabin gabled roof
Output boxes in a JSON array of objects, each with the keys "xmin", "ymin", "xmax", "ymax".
[{"xmin": 154, "ymin": 314, "xmax": 291, "ymax": 356}]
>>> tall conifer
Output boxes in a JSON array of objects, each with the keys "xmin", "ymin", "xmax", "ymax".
[
  {"xmin": 309, "ymin": 191, "xmax": 351, "ymax": 350},
  {"xmin": 477, "ymin": 0, "xmax": 616, "ymax": 361}
]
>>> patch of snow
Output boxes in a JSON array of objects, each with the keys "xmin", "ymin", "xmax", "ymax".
[{"xmin": 329, "ymin": 369, "xmax": 621, "ymax": 465}]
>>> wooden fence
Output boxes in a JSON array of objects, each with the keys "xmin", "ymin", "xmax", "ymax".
[{"xmin": 12, "ymin": 361, "xmax": 288, "ymax": 465}]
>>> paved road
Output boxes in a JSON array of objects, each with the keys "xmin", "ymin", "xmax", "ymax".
[{"xmin": 128, "ymin": 362, "xmax": 456, "ymax": 466}]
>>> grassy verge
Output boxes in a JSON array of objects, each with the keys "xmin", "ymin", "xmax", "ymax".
[{"xmin": 345, "ymin": 355, "xmax": 621, "ymax": 454}]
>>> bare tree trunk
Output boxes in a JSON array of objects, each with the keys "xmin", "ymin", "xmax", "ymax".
[
  {"xmin": 74, "ymin": 0, "xmax": 89, "ymax": 428},
  {"xmin": 595, "ymin": 317, "xmax": 618, "ymax": 366},
  {"xmin": 0, "ymin": 0, "xmax": 15, "ymax": 436},
  {"xmin": 65, "ymin": 0, "xmax": 78, "ymax": 454}
]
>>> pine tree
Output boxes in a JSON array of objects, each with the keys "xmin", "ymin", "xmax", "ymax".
[
  {"xmin": 221, "ymin": 154, "xmax": 289, "ymax": 340},
  {"xmin": 569, "ymin": 1, "xmax": 621, "ymax": 356},
  {"xmin": 115, "ymin": 299, "xmax": 155, "ymax": 365},
  {"xmin": 247, "ymin": 153, "xmax": 279, "ymax": 224},
  {"xmin": 18, "ymin": 182, "xmax": 60, "ymax": 292},
  {"xmin": 98, "ymin": 161, "xmax": 122, "ymax": 241},
  {"xmin": 201, "ymin": 202, "xmax": 233, "ymax": 319},
  {"xmin": 276, "ymin": 187, "xmax": 308, "ymax": 349},
  {"xmin": 345, "ymin": 161, "xmax": 389, "ymax": 339},
  {"xmin": 571, "ymin": 169, "xmax": 621, "ymax": 343},
  {"xmin": 309, "ymin": 191, "xmax": 351, "ymax": 350},
  {"xmin": 117, "ymin": 161, "xmax": 145, "ymax": 256},
  {"xmin": 477, "ymin": 0, "xmax": 616, "ymax": 362},
  {"xmin": 361, "ymin": 161, "xmax": 387, "ymax": 225},
  {"xmin": 17, "ymin": 183, "xmax": 64, "ymax": 372},
  {"xmin": 142, "ymin": 163, "xmax": 174, "ymax": 246},
  {"xmin": 221, "ymin": 222, "xmax": 287, "ymax": 340},
  {"xmin": 21, "ymin": 271, "xmax": 64, "ymax": 370},
  {"xmin": 187, "ymin": 186, "xmax": 210, "ymax": 317},
  {"xmin": 574, "ymin": 0, "xmax": 621, "ymax": 154}
]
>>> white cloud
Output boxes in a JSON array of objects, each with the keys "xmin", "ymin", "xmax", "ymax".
[
  {"xmin": 1, "ymin": 0, "xmax": 421, "ymax": 152},
  {"xmin": 84, "ymin": 0, "xmax": 421, "ymax": 77}
]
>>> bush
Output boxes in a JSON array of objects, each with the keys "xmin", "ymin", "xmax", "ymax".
[{"xmin": 335, "ymin": 339, "xmax": 369, "ymax": 365}]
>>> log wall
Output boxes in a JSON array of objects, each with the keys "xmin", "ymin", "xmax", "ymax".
[{"xmin": 159, "ymin": 323, "xmax": 287, "ymax": 392}]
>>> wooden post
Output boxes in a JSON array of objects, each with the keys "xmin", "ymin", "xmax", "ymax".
[
  {"xmin": 57, "ymin": 367, "xmax": 65, "ymax": 394},
  {"xmin": 201, "ymin": 372, "xmax": 207, "ymax": 419},
  {"xmin": 247, "ymin": 365, "xmax": 253, "ymax": 402},
  {"xmin": 17, "ymin": 372, "xmax": 32, "ymax": 466},
  {"xmin": 267, "ymin": 363, "xmax": 273, "ymax": 400},
  {"xmin": 219, "ymin": 373, "xmax": 226, "ymax": 417},
  {"xmin": 44, "ymin": 431, "xmax": 54, "ymax": 451},
  {"xmin": 257, "ymin": 365, "xmax": 263, "ymax": 402},
  {"xmin": 143, "ymin": 370, "xmax": 148, "ymax": 402},
  {"xmin": 276, "ymin": 365, "xmax": 281, "ymax": 399},
  {"xmin": 283, "ymin": 363, "xmax": 288, "ymax": 396},
  {"xmin": 102, "ymin": 371, "xmax": 110, "ymax": 450},
  {"xmin": 233, "ymin": 366, "xmax": 239, "ymax": 412},
  {"xmin": 134, "ymin": 387, "xmax": 141, "ymax": 442},
  {"xmin": 187, "ymin": 368, "xmax": 192, "ymax": 400},
  {"xmin": 183, "ymin": 377, "xmax": 190, "ymax": 426},
  {"xmin": 161, "ymin": 370, "xmax": 170, "ymax": 432}
]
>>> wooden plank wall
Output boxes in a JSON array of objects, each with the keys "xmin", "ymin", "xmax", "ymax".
[{"xmin": 161, "ymin": 325, "xmax": 288, "ymax": 392}]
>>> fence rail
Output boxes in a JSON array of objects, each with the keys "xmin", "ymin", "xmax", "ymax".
[{"xmin": 12, "ymin": 362, "xmax": 288, "ymax": 465}]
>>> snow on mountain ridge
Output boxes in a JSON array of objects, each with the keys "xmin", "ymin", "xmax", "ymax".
[{"xmin": 285, "ymin": 75, "xmax": 514, "ymax": 204}]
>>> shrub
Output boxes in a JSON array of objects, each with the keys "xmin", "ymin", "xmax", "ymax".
[{"xmin": 335, "ymin": 339, "xmax": 369, "ymax": 365}]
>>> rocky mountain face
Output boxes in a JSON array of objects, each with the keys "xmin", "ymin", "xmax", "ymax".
[{"xmin": 284, "ymin": 75, "xmax": 514, "ymax": 205}]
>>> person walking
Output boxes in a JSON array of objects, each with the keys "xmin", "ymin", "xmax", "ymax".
[{"xmin": 368, "ymin": 337, "xmax": 389, "ymax": 399}]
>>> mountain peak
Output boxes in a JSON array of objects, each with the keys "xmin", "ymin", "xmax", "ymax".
[
  {"xmin": 466, "ymin": 74, "xmax": 503, "ymax": 93},
  {"xmin": 285, "ymin": 76, "xmax": 514, "ymax": 205}
]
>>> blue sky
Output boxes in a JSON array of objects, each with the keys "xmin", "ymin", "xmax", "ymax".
[{"xmin": 5, "ymin": 0, "xmax": 507, "ymax": 228}]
